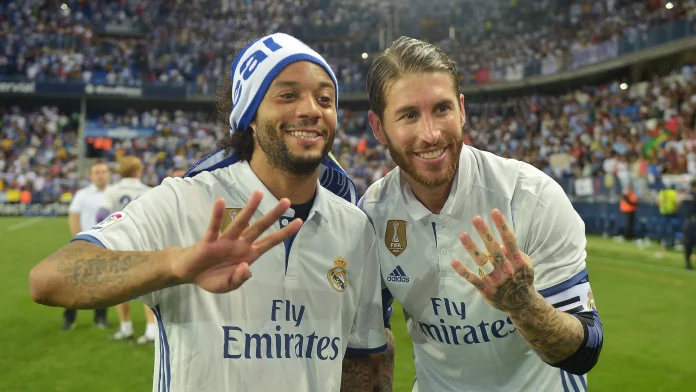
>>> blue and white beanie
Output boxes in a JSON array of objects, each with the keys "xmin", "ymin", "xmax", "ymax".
[{"xmin": 185, "ymin": 33, "xmax": 357, "ymax": 204}]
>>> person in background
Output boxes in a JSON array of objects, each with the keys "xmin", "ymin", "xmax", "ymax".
[
  {"xmin": 62, "ymin": 161, "xmax": 111, "ymax": 330},
  {"xmin": 620, "ymin": 183, "xmax": 638, "ymax": 241}
]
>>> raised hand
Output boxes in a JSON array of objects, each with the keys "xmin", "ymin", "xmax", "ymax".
[
  {"xmin": 450, "ymin": 209, "xmax": 536, "ymax": 315},
  {"xmin": 171, "ymin": 191, "xmax": 302, "ymax": 293}
]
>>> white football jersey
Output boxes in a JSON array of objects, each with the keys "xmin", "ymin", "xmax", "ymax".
[
  {"xmin": 360, "ymin": 145, "xmax": 596, "ymax": 392},
  {"xmin": 74, "ymin": 161, "xmax": 387, "ymax": 392},
  {"xmin": 100, "ymin": 177, "xmax": 152, "ymax": 212},
  {"xmin": 68, "ymin": 184, "xmax": 105, "ymax": 231}
]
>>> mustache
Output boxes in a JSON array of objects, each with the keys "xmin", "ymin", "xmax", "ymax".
[{"xmin": 405, "ymin": 133, "xmax": 464, "ymax": 153}]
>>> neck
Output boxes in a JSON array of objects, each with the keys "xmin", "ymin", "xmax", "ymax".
[
  {"xmin": 249, "ymin": 156, "xmax": 318, "ymax": 205},
  {"xmin": 402, "ymin": 172, "xmax": 453, "ymax": 215}
]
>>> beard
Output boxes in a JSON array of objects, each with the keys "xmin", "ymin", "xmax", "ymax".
[
  {"xmin": 254, "ymin": 118, "xmax": 335, "ymax": 178},
  {"xmin": 384, "ymin": 128, "xmax": 464, "ymax": 189}
]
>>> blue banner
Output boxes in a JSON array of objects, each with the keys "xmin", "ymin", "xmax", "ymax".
[{"xmin": 85, "ymin": 123, "xmax": 157, "ymax": 138}]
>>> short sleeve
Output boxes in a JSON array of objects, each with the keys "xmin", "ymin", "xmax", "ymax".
[
  {"xmin": 68, "ymin": 190, "xmax": 84, "ymax": 214},
  {"xmin": 71, "ymin": 178, "xmax": 186, "ymax": 307},
  {"xmin": 522, "ymin": 179, "xmax": 589, "ymax": 297},
  {"xmin": 345, "ymin": 223, "xmax": 387, "ymax": 354}
]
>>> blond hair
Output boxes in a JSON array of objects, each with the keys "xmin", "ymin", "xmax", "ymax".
[{"xmin": 118, "ymin": 156, "xmax": 144, "ymax": 178}]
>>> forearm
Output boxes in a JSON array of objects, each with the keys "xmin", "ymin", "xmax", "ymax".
[
  {"xmin": 509, "ymin": 293, "xmax": 585, "ymax": 365},
  {"xmin": 374, "ymin": 328, "xmax": 395, "ymax": 391},
  {"xmin": 340, "ymin": 328, "xmax": 395, "ymax": 392},
  {"xmin": 29, "ymin": 240, "xmax": 181, "ymax": 309},
  {"xmin": 68, "ymin": 214, "xmax": 81, "ymax": 237},
  {"xmin": 340, "ymin": 352, "xmax": 373, "ymax": 392}
]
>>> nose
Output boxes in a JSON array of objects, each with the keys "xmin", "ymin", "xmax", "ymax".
[
  {"xmin": 295, "ymin": 94, "xmax": 322, "ymax": 122},
  {"xmin": 420, "ymin": 115, "xmax": 441, "ymax": 145}
]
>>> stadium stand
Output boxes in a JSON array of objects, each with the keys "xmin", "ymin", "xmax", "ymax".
[
  {"xmin": 1, "ymin": 0, "xmax": 696, "ymax": 238},
  {"xmin": 2, "ymin": 0, "xmax": 695, "ymax": 92},
  {"xmin": 3, "ymin": 62, "xmax": 696, "ymax": 201}
]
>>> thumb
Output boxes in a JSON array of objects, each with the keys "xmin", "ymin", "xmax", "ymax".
[{"xmin": 228, "ymin": 263, "xmax": 252, "ymax": 291}]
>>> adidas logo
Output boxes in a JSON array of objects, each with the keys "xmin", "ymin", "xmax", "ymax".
[{"xmin": 387, "ymin": 266, "xmax": 410, "ymax": 283}]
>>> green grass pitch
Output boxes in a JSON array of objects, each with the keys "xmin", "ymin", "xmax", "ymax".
[{"xmin": 1, "ymin": 216, "xmax": 694, "ymax": 391}]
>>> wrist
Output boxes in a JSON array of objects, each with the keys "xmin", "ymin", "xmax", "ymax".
[
  {"xmin": 506, "ymin": 290, "xmax": 548, "ymax": 319},
  {"xmin": 159, "ymin": 246, "xmax": 188, "ymax": 287}
]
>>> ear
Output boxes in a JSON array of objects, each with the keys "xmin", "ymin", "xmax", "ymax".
[
  {"xmin": 459, "ymin": 93, "xmax": 466, "ymax": 128},
  {"xmin": 368, "ymin": 110, "xmax": 388, "ymax": 145}
]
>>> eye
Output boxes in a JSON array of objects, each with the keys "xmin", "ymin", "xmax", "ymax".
[
  {"xmin": 401, "ymin": 112, "xmax": 418, "ymax": 121},
  {"xmin": 437, "ymin": 104, "xmax": 452, "ymax": 113},
  {"xmin": 280, "ymin": 93, "xmax": 296, "ymax": 100},
  {"xmin": 318, "ymin": 96, "xmax": 333, "ymax": 105}
]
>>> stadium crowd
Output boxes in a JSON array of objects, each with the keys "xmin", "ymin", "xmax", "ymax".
[
  {"xmin": 2, "ymin": 62, "xmax": 696, "ymax": 204},
  {"xmin": 1, "ymin": 0, "xmax": 695, "ymax": 91}
]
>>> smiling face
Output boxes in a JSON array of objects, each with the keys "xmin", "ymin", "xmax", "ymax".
[
  {"xmin": 369, "ymin": 72, "xmax": 465, "ymax": 189},
  {"xmin": 251, "ymin": 61, "xmax": 337, "ymax": 177}
]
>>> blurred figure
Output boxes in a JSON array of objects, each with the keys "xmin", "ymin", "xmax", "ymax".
[
  {"xmin": 97, "ymin": 156, "xmax": 156, "ymax": 344},
  {"xmin": 63, "ymin": 161, "xmax": 110, "ymax": 330},
  {"xmin": 680, "ymin": 180, "xmax": 696, "ymax": 270},
  {"xmin": 657, "ymin": 184, "xmax": 679, "ymax": 249},
  {"xmin": 620, "ymin": 183, "xmax": 638, "ymax": 241}
]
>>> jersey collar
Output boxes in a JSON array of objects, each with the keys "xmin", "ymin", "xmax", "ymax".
[
  {"xmin": 233, "ymin": 161, "xmax": 329, "ymax": 224},
  {"xmin": 399, "ymin": 144, "xmax": 474, "ymax": 222}
]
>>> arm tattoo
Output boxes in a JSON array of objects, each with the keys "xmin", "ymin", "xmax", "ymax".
[
  {"xmin": 377, "ymin": 329, "xmax": 395, "ymax": 391},
  {"xmin": 341, "ymin": 352, "xmax": 373, "ymax": 392},
  {"xmin": 341, "ymin": 329, "xmax": 395, "ymax": 392},
  {"xmin": 39, "ymin": 241, "xmax": 173, "ymax": 309},
  {"xmin": 508, "ymin": 294, "xmax": 585, "ymax": 364},
  {"xmin": 485, "ymin": 261, "xmax": 584, "ymax": 364}
]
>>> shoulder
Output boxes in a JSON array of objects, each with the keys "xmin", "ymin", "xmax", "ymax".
[
  {"xmin": 359, "ymin": 168, "xmax": 401, "ymax": 212},
  {"xmin": 466, "ymin": 146, "xmax": 557, "ymax": 205},
  {"xmin": 321, "ymin": 189, "xmax": 372, "ymax": 229}
]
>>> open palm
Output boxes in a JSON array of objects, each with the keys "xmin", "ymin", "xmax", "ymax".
[{"xmin": 171, "ymin": 191, "xmax": 302, "ymax": 293}]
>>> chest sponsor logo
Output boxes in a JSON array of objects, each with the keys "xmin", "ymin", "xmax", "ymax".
[
  {"xmin": 385, "ymin": 220, "xmax": 407, "ymax": 257},
  {"xmin": 411, "ymin": 297, "xmax": 519, "ymax": 346}
]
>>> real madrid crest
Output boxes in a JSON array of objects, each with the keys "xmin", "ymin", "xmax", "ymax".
[
  {"xmin": 328, "ymin": 257, "xmax": 348, "ymax": 292},
  {"xmin": 220, "ymin": 207, "xmax": 243, "ymax": 232},
  {"xmin": 385, "ymin": 220, "xmax": 407, "ymax": 257},
  {"xmin": 587, "ymin": 289, "xmax": 596, "ymax": 310}
]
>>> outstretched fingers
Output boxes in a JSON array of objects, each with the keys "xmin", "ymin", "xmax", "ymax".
[
  {"xmin": 203, "ymin": 198, "xmax": 226, "ymax": 243},
  {"xmin": 252, "ymin": 218, "xmax": 303, "ymax": 256},
  {"xmin": 221, "ymin": 191, "xmax": 265, "ymax": 239},
  {"xmin": 240, "ymin": 197, "xmax": 293, "ymax": 243}
]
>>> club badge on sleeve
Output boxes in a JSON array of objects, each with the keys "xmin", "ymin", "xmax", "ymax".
[
  {"xmin": 328, "ymin": 257, "xmax": 348, "ymax": 292},
  {"xmin": 385, "ymin": 220, "xmax": 407, "ymax": 257}
]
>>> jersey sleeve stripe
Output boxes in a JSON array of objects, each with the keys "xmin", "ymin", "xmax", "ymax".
[
  {"xmin": 71, "ymin": 234, "xmax": 106, "ymax": 248},
  {"xmin": 552, "ymin": 296, "xmax": 581, "ymax": 308},
  {"xmin": 153, "ymin": 305, "xmax": 171, "ymax": 392},
  {"xmin": 560, "ymin": 369, "xmax": 570, "ymax": 392},
  {"xmin": 564, "ymin": 305, "xmax": 585, "ymax": 314},
  {"xmin": 567, "ymin": 371, "xmax": 582, "ymax": 392},
  {"xmin": 154, "ymin": 308, "xmax": 164, "ymax": 392},
  {"xmin": 538, "ymin": 269, "xmax": 588, "ymax": 298},
  {"xmin": 579, "ymin": 374, "xmax": 588, "ymax": 391},
  {"xmin": 345, "ymin": 344, "xmax": 387, "ymax": 354}
]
